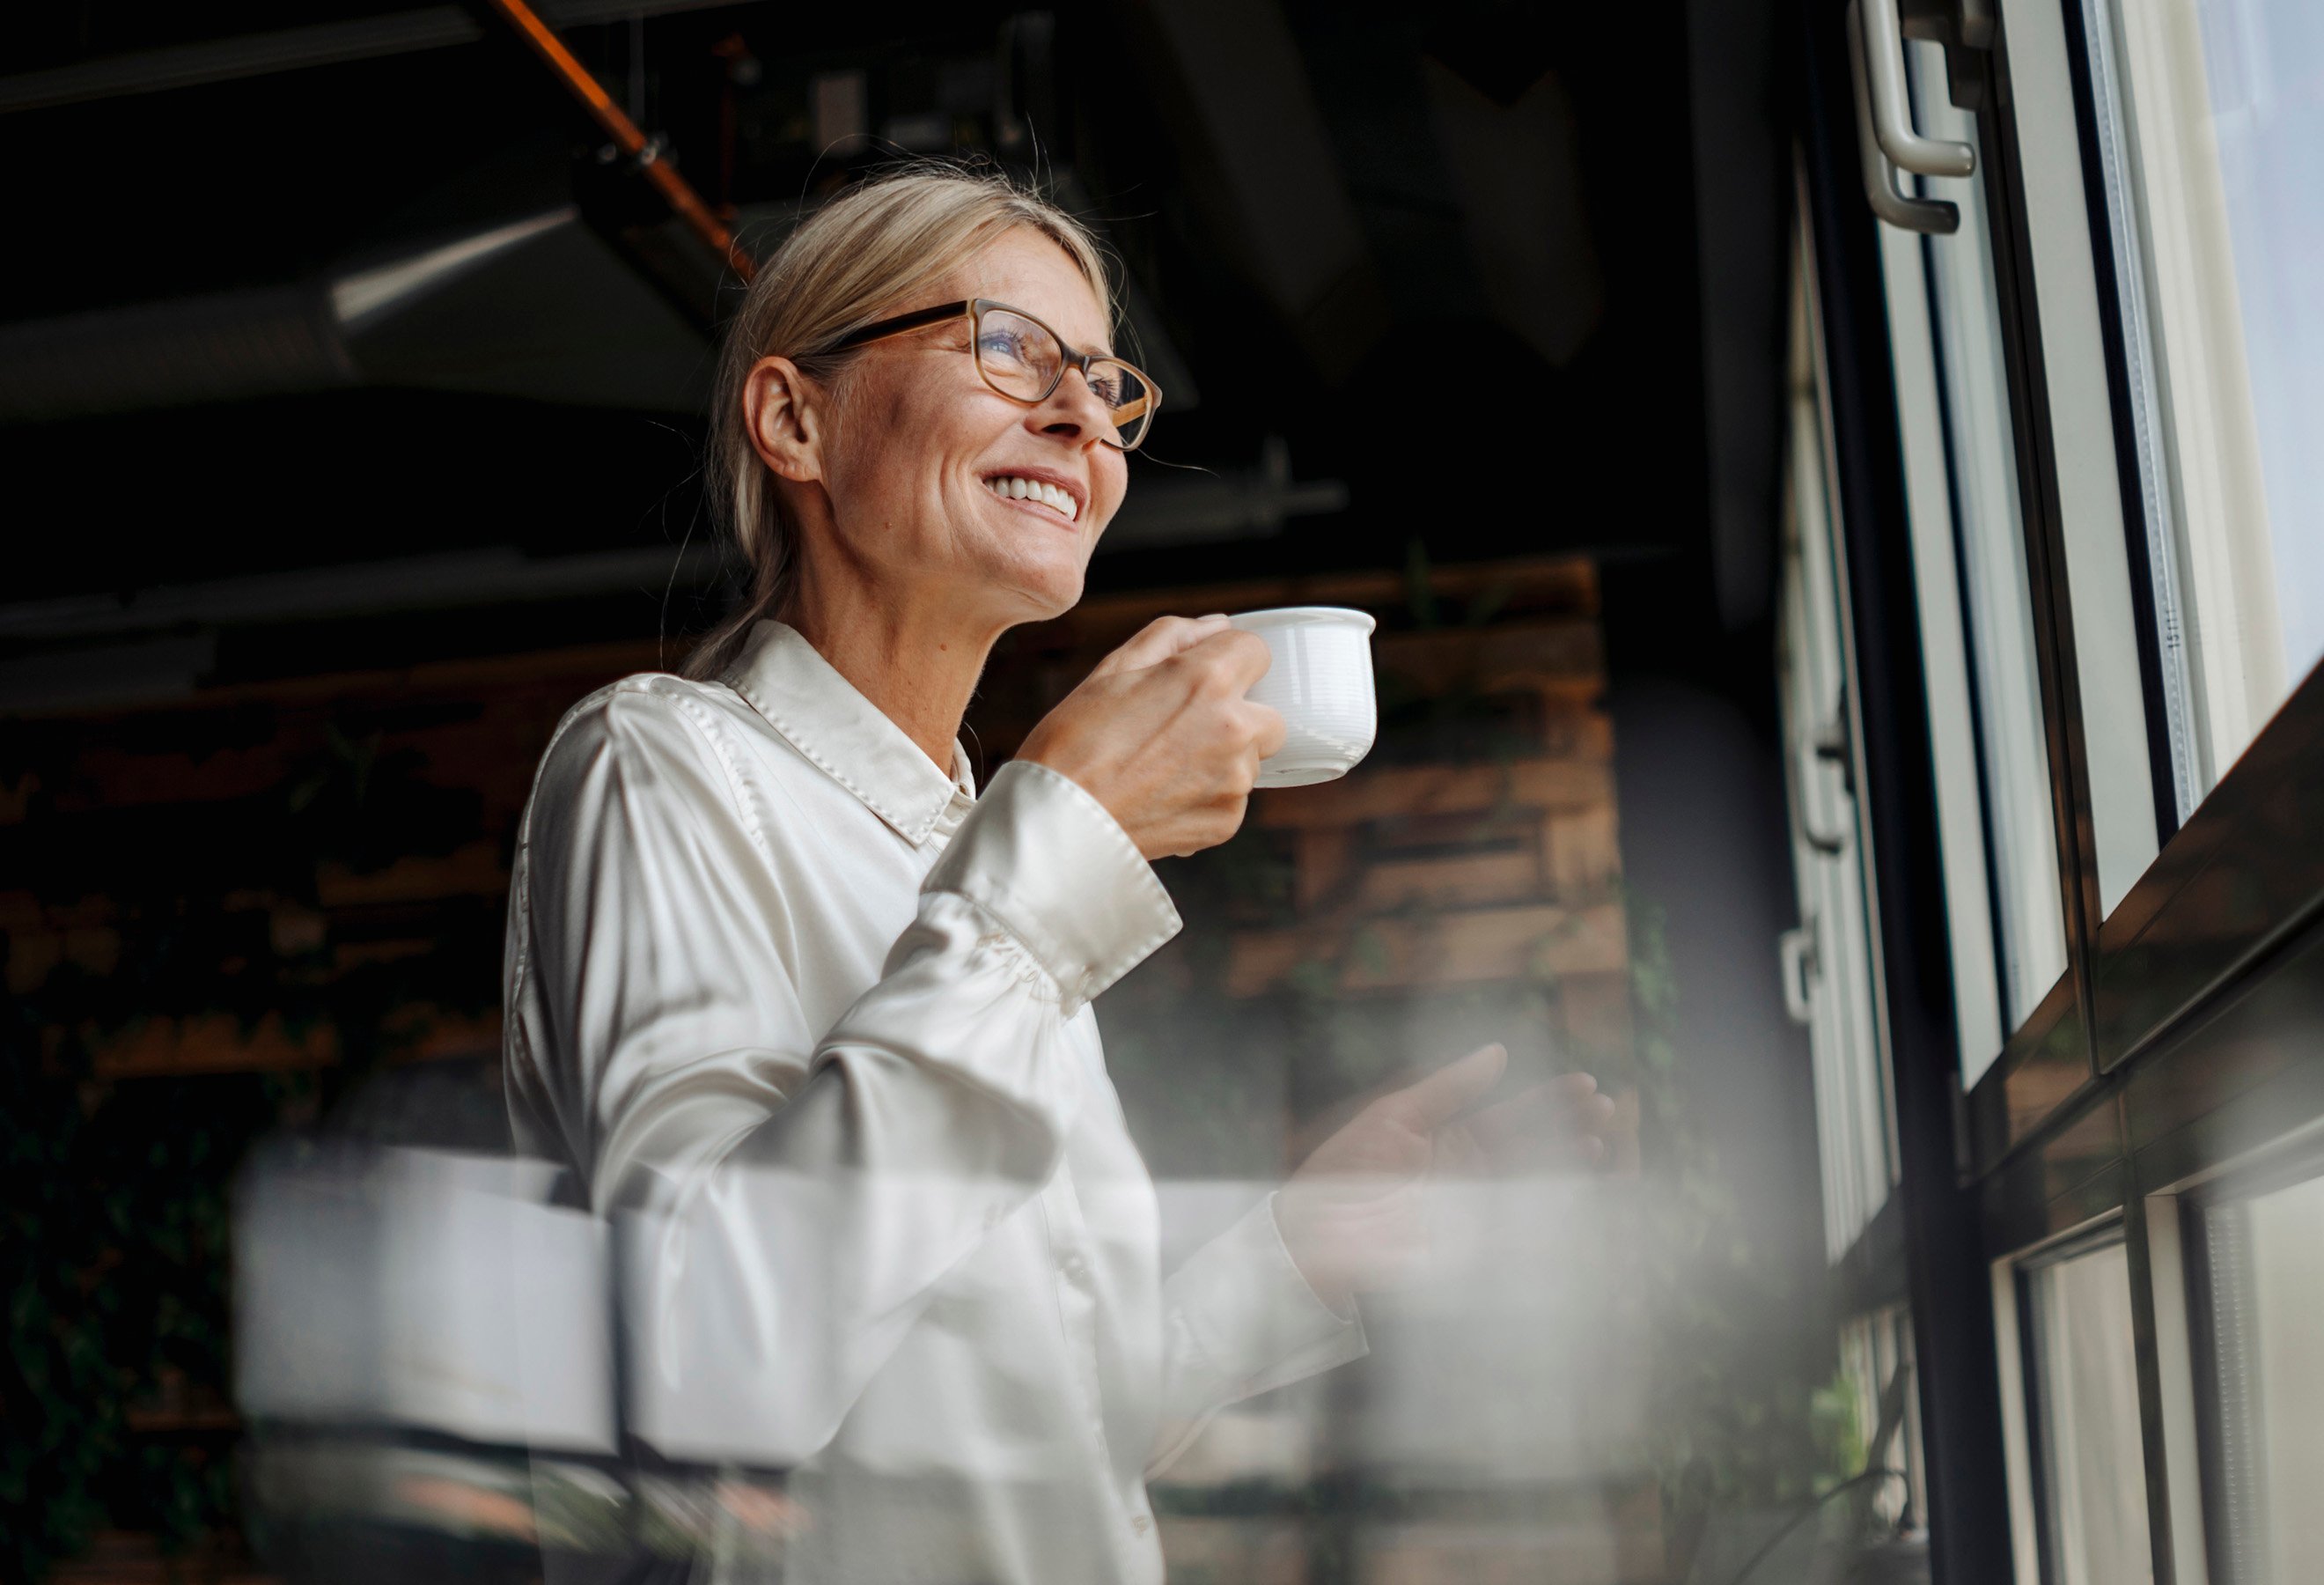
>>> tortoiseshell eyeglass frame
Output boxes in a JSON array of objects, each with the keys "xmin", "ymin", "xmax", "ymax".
[{"xmin": 830, "ymin": 297, "xmax": 1161, "ymax": 452}]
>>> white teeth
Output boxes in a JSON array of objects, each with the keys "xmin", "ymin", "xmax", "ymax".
[{"xmin": 985, "ymin": 476, "xmax": 1077, "ymax": 521}]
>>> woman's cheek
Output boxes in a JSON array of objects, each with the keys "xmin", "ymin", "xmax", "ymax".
[{"xmin": 1092, "ymin": 481, "xmax": 1128, "ymax": 534}]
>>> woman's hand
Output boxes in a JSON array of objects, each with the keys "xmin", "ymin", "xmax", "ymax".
[
  {"xmin": 1273, "ymin": 1046, "xmax": 1619, "ymax": 1309},
  {"xmin": 1019, "ymin": 616, "xmax": 1287, "ymax": 859}
]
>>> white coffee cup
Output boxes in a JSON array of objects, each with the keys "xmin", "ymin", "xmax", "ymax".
[{"xmin": 1228, "ymin": 607, "xmax": 1379, "ymax": 788}]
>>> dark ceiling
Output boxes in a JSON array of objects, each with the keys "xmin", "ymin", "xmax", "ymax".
[{"xmin": 0, "ymin": 0, "xmax": 1794, "ymax": 699}]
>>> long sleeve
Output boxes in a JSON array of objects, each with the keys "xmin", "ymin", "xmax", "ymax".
[
  {"xmin": 506, "ymin": 687, "xmax": 1180, "ymax": 1466},
  {"xmin": 1146, "ymin": 1194, "xmax": 1370, "ymax": 1477}
]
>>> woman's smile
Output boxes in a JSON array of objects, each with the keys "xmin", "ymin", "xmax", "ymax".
[{"xmin": 978, "ymin": 468, "xmax": 1086, "ymax": 527}]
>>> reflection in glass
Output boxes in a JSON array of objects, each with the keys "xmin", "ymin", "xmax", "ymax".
[
  {"xmin": 1838, "ymin": 1305, "xmax": 1926, "ymax": 1534},
  {"xmin": 219, "ymin": 577, "xmax": 1885, "ymax": 1583},
  {"xmin": 2084, "ymin": 0, "xmax": 2324, "ymax": 800},
  {"xmin": 2202, "ymin": 1171, "xmax": 2324, "ymax": 1584},
  {"xmin": 2026, "ymin": 1240, "xmax": 2153, "ymax": 1585}
]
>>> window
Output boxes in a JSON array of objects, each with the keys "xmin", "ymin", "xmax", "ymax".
[
  {"xmin": 2020, "ymin": 1236, "xmax": 2153, "ymax": 1585},
  {"xmin": 1779, "ymin": 229, "xmax": 1898, "ymax": 1257},
  {"xmin": 1837, "ymin": 1305, "xmax": 1927, "ymax": 1534},
  {"xmin": 2079, "ymin": 0, "xmax": 2324, "ymax": 808},
  {"xmin": 1879, "ymin": 50, "xmax": 2070, "ymax": 1080},
  {"xmin": 1829, "ymin": 0, "xmax": 2324, "ymax": 1578},
  {"xmin": 1975, "ymin": 0, "xmax": 2167, "ymax": 917},
  {"xmin": 2190, "ymin": 1166, "xmax": 2324, "ymax": 1583}
]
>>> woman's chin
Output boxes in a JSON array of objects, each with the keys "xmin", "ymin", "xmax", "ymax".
[
  {"xmin": 1015, "ymin": 581, "xmax": 1085, "ymax": 623},
  {"xmin": 986, "ymin": 558, "xmax": 1087, "ymax": 622}
]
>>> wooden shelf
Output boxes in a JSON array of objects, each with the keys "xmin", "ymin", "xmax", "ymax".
[
  {"xmin": 124, "ymin": 1407, "xmax": 242, "ymax": 1434},
  {"xmin": 90, "ymin": 1012, "xmax": 337, "ymax": 1078},
  {"xmin": 313, "ymin": 842, "xmax": 506, "ymax": 909},
  {"xmin": 1374, "ymin": 621, "xmax": 1605, "ymax": 693},
  {"xmin": 85, "ymin": 1006, "xmax": 500, "ymax": 1079},
  {"xmin": 1041, "ymin": 556, "xmax": 1600, "ymax": 645},
  {"xmin": 47, "ymin": 1532, "xmax": 267, "ymax": 1585},
  {"xmin": 1225, "ymin": 901, "xmax": 1628, "ymax": 997},
  {"xmin": 1252, "ymin": 756, "xmax": 1613, "ymax": 832}
]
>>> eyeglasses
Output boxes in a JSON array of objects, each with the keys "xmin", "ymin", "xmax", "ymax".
[{"xmin": 831, "ymin": 298, "xmax": 1161, "ymax": 452}]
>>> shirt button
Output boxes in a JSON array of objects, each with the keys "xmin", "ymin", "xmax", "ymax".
[
  {"xmin": 1060, "ymin": 1254, "xmax": 1087, "ymax": 1280},
  {"xmin": 983, "ymin": 1204, "xmax": 1004, "ymax": 1230},
  {"xmin": 1130, "ymin": 1515, "xmax": 1151, "ymax": 1537}
]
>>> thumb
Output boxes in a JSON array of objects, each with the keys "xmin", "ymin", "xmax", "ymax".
[{"xmin": 1379, "ymin": 1043, "xmax": 1508, "ymax": 1132}]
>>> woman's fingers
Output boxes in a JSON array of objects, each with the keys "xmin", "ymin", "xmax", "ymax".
[
  {"xmin": 1088, "ymin": 613, "xmax": 1232, "ymax": 677},
  {"xmin": 1247, "ymin": 699, "xmax": 1288, "ymax": 761},
  {"xmin": 1377, "ymin": 1043, "xmax": 1508, "ymax": 1133},
  {"xmin": 1170, "ymin": 626, "xmax": 1274, "ymax": 696},
  {"xmin": 1465, "ymin": 1074, "xmax": 1622, "ymax": 1168},
  {"xmin": 1021, "ymin": 617, "xmax": 1283, "ymax": 860},
  {"xmin": 1434, "ymin": 1119, "xmax": 1489, "ymax": 1178}
]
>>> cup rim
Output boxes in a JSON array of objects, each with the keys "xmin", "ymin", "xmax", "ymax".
[{"xmin": 1226, "ymin": 605, "xmax": 1378, "ymax": 634}]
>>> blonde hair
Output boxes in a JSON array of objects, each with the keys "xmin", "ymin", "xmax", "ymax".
[{"xmin": 682, "ymin": 162, "xmax": 1116, "ymax": 681}]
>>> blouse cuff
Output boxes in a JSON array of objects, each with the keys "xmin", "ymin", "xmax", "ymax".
[
  {"xmin": 923, "ymin": 759, "xmax": 1182, "ymax": 1014},
  {"xmin": 1165, "ymin": 1192, "xmax": 1370, "ymax": 1407}
]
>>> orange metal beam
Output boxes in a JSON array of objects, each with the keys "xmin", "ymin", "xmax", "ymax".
[{"xmin": 475, "ymin": 0, "xmax": 756, "ymax": 284}]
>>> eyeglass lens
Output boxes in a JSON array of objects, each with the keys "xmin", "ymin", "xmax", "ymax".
[{"xmin": 974, "ymin": 307, "xmax": 1155, "ymax": 449}]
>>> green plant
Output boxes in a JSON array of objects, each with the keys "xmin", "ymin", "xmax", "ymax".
[
  {"xmin": 1622, "ymin": 889, "xmax": 1850, "ymax": 1520},
  {"xmin": 0, "ymin": 711, "xmax": 503, "ymax": 1581},
  {"xmin": 1, "ymin": 955, "xmax": 292, "ymax": 1582}
]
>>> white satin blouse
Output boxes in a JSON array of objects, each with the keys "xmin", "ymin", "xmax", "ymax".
[{"xmin": 502, "ymin": 619, "xmax": 1365, "ymax": 1583}]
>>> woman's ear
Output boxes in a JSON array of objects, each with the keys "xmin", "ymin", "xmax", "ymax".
[{"xmin": 742, "ymin": 355, "xmax": 826, "ymax": 483}]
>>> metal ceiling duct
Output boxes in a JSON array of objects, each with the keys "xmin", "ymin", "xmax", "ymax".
[
  {"xmin": 0, "ymin": 0, "xmax": 740, "ymax": 117},
  {"xmin": 0, "ymin": 207, "xmax": 577, "ymax": 424}
]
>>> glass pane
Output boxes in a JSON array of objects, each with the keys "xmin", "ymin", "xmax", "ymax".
[
  {"xmin": 2203, "ymin": 1172, "xmax": 2324, "ymax": 1583},
  {"xmin": 1985, "ymin": 1, "xmax": 2166, "ymax": 917},
  {"xmin": 2085, "ymin": 0, "xmax": 2324, "ymax": 803},
  {"xmin": 1780, "ymin": 243, "xmax": 1898, "ymax": 1260},
  {"xmin": 1892, "ymin": 47, "xmax": 2071, "ymax": 1055},
  {"xmin": 1838, "ymin": 1305, "xmax": 1927, "ymax": 1533},
  {"xmin": 2026, "ymin": 1241, "xmax": 2154, "ymax": 1585}
]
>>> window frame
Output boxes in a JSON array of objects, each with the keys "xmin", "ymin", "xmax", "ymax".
[
  {"xmin": 1887, "ymin": 0, "xmax": 2324, "ymax": 1162},
  {"xmin": 1781, "ymin": 204, "xmax": 1908, "ymax": 1264},
  {"xmin": 1797, "ymin": 0, "xmax": 2324, "ymax": 1581}
]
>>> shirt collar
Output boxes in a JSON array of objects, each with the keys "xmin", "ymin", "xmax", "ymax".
[{"xmin": 723, "ymin": 620, "xmax": 976, "ymax": 845}]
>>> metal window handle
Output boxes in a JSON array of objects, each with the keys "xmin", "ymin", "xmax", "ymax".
[
  {"xmin": 1781, "ymin": 920, "xmax": 1821, "ymax": 1026},
  {"xmin": 1849, "ymin": 1, "xmax": 1960, "ymax": 235},
  {"xmin": 1795, "ymin": 697, "xmax": 1857, "ymax": 854},
  {"xmin": 1863, "ymin": 0, "xmax": 1975, "ymax": 176},
  {"xmin": 1812, "ymin": 686, "xmax": 1857, "ymax": 799},
  {"xmin": 1797, "ymin": 734, "xmax": 1852, "ymax": 855}
]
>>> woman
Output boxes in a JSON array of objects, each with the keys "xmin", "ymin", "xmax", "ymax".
[{"xmin": 504, "ymin": 165, "xmax": 1606, "ymax": 1584}]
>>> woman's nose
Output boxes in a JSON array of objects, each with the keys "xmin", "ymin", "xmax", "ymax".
[{"xmin": 1037, "ymin": 367, "xmax": 1113, "ymax": 443}]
